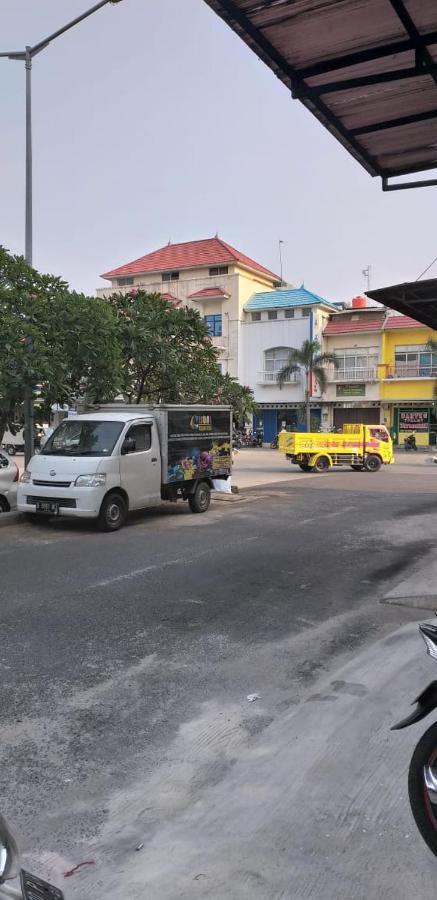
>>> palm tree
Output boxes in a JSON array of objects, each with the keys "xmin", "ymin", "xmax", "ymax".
[{"xmin": 278, "ymin": 338, "xmax": 338, "ymax": 431}]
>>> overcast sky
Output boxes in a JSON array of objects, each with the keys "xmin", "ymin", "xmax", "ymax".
[{"xmin": 1, "ymin": 0, "xmax": 437, "ymax": 301}]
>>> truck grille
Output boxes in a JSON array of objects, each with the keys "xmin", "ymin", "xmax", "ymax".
[
  {"xmin": 27, "ymin": 496, "xmax": 77, "ymax": 508},
  {"xmin": 33, "ymin": 479, "xmax": 72, "ymax": 488}
]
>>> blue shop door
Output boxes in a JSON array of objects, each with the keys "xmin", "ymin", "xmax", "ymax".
[{"xmin": 263, "ymin": 409, "xmax": 278, "ymax": 443}]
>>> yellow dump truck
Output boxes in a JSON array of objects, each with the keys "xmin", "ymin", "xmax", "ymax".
[{"xmin": 278, "ymin": 424, "xmax": 394, "ymax": 473}]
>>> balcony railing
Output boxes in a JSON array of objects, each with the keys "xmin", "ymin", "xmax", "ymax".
[
  {"xmin": 257, "ymin": 371, "xmax": 301, "ymax": 385},
  {"xmin": 332, "ymin": 367, "xmax": 377, "ymax": 382},
  {"xmin": 388, "ymin": 365, "xmax": 437, "ymax": 379}
]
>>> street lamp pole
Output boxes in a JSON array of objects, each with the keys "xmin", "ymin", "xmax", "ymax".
[{"xmin": 1, "ymin": 0, "xmax": 124, "ymax": 465}]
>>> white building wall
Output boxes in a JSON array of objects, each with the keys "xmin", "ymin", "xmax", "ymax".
[{"xmin": 241, "ymin": 311, "xmax": 311, "ymax": 403}]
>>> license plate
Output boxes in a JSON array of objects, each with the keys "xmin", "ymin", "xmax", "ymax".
[
  {"xmin": 20, "ymin": 869, "xmax": 64, "ymax": 900},
  {"xmin": 35, "ymin": 501, "xmax": 59, "ymax": 514}
]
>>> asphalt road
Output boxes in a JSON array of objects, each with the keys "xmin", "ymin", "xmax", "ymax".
[{"xmin": 1, "ymin": 468, "xmax": 437, "ymax": 898}]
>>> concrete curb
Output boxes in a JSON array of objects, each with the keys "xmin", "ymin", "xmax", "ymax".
[{"xmin": 0, "ymin": 511, "xmax": 21, "ymax": 529}]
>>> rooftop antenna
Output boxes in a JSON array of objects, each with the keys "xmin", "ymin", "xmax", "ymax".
[
  {"xmin": 279, "ymin": 239, "xmax": 284, "ymax": 285},
  {"xmin": 362, "ymin": 264, "xmax": 371, "ymax": 291}
]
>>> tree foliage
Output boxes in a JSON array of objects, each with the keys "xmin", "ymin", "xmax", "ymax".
[
  {"xmin": 108, "ymin": 290, "xmax": 221, "ymax": 404},
  {"xmin": 0, "ymin": 247, "xmax": 121, "ymax": 443},
  {"xmin": 214, "ymin": 373, "xmax": 256, "ymax": 424}
]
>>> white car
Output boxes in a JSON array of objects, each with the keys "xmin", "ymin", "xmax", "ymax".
[{"xmin": 0, "ymin": 451, "xmax": 18, "ymax": 513}]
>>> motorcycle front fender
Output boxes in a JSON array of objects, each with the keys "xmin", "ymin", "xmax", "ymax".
[{"xmin": 392, "ymin": 680, "xmax": 437, "ymax": 730}]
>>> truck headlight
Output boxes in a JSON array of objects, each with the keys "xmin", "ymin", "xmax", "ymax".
[
  {"xmin": 75, "ymin": 474, "xmax": 106, "ymax": 487},
  {"xmin": 20, "ymin": 470, "xmax": 31, "ymax": 483}
]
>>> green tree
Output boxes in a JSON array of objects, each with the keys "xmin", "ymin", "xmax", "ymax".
[
  {"xmin": 109, "ymin": 290, "xmax": 221, "ymax": 403},
  {"xmin": 278, "ymin": 338, "xmax": 338, "ymax": 431},
  {"xmin": 214, "ymin": 373, "xmax": 256, "ymax": 425},
  {"xmin": 0, "ymin": 247, "xmax": 121, "ymax": 444}
]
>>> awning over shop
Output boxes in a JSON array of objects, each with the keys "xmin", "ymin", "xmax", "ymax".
[
  {"xmin": 204, "ymin": 0, "xmax": 437, "ymax": 188},
  {"xmin": 367, "ymin": 278, "xmax": 437, "ymax": 328}
]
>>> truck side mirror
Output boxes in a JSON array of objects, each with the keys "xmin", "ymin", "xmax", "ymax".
[{"xmin": 121, "ymin": 437, "xmax": 136, "ymax": 455}]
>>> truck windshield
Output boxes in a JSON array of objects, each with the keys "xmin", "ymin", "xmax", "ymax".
[{"xmin": 42, "ymin": 420, "xmax": 124, "ymax": 456}]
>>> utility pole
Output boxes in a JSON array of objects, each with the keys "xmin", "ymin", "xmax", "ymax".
[
  {"xmin": 279, "ymin": 240, "xmax": 284, "ymax": 285},
  {"xmin": 23, "ymin": 46, "xmax": 34, "ymax": 463},
  {"xmin": 1, "ymin": 0, "xmax": 125, "ymax": 465}
]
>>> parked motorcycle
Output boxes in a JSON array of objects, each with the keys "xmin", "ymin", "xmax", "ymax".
[
  {"xmin": 404, "ymin": 432, "xmax": 418, "ymax": 452},
  {"xmin": 0, "ymin": 813, "xmax": 63, "ymax": 898},
  {"xmin": 392, "ymin": 621, "xmax": 437, "ymax": 856}
]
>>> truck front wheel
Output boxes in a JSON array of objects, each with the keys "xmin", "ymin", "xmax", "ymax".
[
  {"xmin": 98, "ymin": 492, "xmax": 127, "ymax": 531},
  {"xmin": 188, "ymin": 481, "xmax": 211, "ymax": 514},
  {"xmin": 364, "ymin": 454, "xmax": 382, "ymax": 472}
]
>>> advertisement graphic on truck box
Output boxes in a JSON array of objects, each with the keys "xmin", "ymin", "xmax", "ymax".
[{"xmin": 167, "ymin": 410, "xmax": 231, "ymax": 483}]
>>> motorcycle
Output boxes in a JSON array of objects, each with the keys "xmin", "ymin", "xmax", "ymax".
[
  {"xmin": 0, "ymin": 814, "xmax": 63, "ymax": 898},
  {"xmin": 392, "ymin": 621, "xmax": 437, "ymax": 856},
  {"xmin": 404, "ymin": 433, "xmax": 418, "ymax": 452}
]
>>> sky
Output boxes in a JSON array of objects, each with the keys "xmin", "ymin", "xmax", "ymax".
[{"xmin": 1, "ymin": 0, "xmax": 437, "ymax": 302}]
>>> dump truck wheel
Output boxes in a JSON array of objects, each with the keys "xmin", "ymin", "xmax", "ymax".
[
  {"xmin": 314, "ymin": 455, "xmax": 330, "ymax": 472},
  {"xmin": 364, "ymin": 454, "xmax": 382, "ymax": 472}
]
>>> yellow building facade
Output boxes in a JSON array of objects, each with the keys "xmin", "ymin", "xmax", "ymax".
[{"xmin": 379, "ymin": 316, "xmax": 437, "ymax": 446}]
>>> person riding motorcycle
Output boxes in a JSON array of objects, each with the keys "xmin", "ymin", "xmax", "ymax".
[{"xmin": 404, "ymin": 431, "xmax": 417, "ymax": 451}]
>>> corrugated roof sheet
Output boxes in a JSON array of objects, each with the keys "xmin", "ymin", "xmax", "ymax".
[
  {"xmin": 204, "ymin": 0, "xmax": 437, "ymax": 183},
  {"xmin": 245, "ymin": 285, "xmax": 337, "ymax": 311},
  {"xmin": 368, "ymin": 279, "xmax": 437, "ymax": 329},
  {"xmin": 102, "ymin": 237, "xmax": 279, "ymax": 281},
  {"xmin": 324, "ymin": 315, "xmax": 385, "ymax": 334}
]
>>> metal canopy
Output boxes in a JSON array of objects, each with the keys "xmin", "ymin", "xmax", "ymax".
[
  {"xmin": 367, "ymin": 278, "xmax": 437, "ymax": 328},
  {"xmin": 204, "ymin": 0, "xmax": 437, "ymax": 188}
]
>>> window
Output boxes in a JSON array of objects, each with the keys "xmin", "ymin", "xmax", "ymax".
[
  {"xmin": 370, "ymin": 427, "xmax": 389, "ymax": 443},
  {"xmin": 394, "ymin": 345, "xmax": 437, "ymax": 377},
  {"xmin": 251, "ymin": 312, "xmax": 261, "ymax": 322},
  {"xmin": 205, "ymin": 314, "xmax": 222, "ymax": 337},
  {"xmin": 268, "ymin": 311, "xmax": 278, "ymax": 321},
  {"xmin": 209, "ymin": 266, "xmax": 228, "ymax": 276},
  {"xmin": 285, "ymin": 309, "xmax": 294, "ymax": 319},
  {"xmin": 302, "ymin": 309, "xmax": 310, "ymax": 318},
  {"xmin": 334, "ymin": 348, "xmax": 378, "ymax": 375},
  {"xmin": 264, "ymin": 347, "xmax": 293, "ymax": 382},
  {"xmin": 125, "ymin": 423, "xmax": 152, "ymax": 452},
  {"xmin": 118, "ymin": 276, "xmax": 134, "ymax": 286},
  {"xmin": 162, "ymin": 271, "xmax": 179, "ymax": 282},
  {"xmin": 43, "ymin": 420, "xmax": 124, "ymax": 457}
]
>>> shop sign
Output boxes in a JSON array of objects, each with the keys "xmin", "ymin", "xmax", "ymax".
[
  {"xmin": 336, "ymin": 384, "xmax": 366, "ymax": 397},
  {"xmin": 398, "ymin": 409, "xmax": 429, "ymax": 433}
]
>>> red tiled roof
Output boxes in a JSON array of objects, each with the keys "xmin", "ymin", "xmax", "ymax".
[
  {"xmin": 188, "ymin": 286, "xmax": 230, "ymax": 300},
  {"xmin": 101, "ymin": 237, "xmax": 279, "ymax": 281},
  {"xmin": 383, "ymin": 314, "xmax": 425, "ymax": 330},
  {"xmin": 324, "ymin": 317, "xmax": 384, "ymax": 335}
]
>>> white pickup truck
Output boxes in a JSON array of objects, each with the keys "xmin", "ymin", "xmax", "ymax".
[
  {"xmin": 17, "ymin": 404, "xmax": 232, "ymax": 530},
  {"xmin": 2, "ymin": 427, "xmax": 25, "ymax": 456}
]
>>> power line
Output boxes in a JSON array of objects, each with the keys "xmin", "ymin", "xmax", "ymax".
[{"xmin": 415, "ymin": 255, "xmax": 437, "ymax": 281}]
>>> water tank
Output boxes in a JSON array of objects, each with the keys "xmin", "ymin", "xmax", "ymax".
[{"xmin": 352, "ymin": 295, "xmax": 367, "ymax": 309}]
